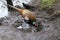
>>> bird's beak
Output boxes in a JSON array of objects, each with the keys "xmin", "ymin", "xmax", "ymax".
[{"xmin": 34, "ymin": 24, "xmax": 38, "ymax": 28}]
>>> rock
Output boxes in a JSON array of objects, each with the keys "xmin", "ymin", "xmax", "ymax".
[{"xmin": 0, "ymin": 17, "xmax": 4, "ymax": 25}]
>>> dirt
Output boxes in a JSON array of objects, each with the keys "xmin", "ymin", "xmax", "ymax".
[{"xmin": 0, "ymin": 0, "xmax": 60, "ymax": 40}]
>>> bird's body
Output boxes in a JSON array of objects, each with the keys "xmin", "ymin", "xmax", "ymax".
[
  {"xmin": 20, "ymin": 9, "xmax": 36, "ymax": 21},
  {"xmin": 18, "ymin": 9, "xmax": 37, "ymax": 27}
]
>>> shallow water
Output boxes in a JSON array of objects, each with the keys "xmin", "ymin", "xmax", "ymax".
[
  {"xmin": 0, "ymin": 0, "xmax": 8, "ymax": 17},
  {"xmin": 0, "ymin": 0, "xmax": 31, "ymax": 18}
]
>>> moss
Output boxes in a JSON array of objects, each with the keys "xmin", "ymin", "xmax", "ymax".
[
  {"xmin": 54, "ymin": 11, "xmax": 60, "ymax": 15},
  {"xmin": 50, "ymin": 11, "xmax": 60, "ymax": 17},
  {"xmin": 40, "ymin": 0, "xmax": 56, "ymax": 10}
]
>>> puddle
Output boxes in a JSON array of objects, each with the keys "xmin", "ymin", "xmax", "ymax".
[{"xmin": 0, "ymin": 0, "xmax": 32, "ymax": 18}]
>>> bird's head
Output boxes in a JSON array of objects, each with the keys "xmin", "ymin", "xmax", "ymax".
[{"xmin": 32, "ymin": 21, "xmax": 38, "ymax": 28}]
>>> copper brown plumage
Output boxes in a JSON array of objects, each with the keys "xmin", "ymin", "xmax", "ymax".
[{"xmin": 19, "ymin": 9, "xmax": 36, "ymax": 21}]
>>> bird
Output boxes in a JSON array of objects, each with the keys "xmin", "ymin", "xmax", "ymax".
[
  {"xmin": 22, "ymin": 3, "xmax": 35, "ymax": 10},
  {"xmin": 6, "ymin": 4, "xmax": 37, "ymax": 28}
]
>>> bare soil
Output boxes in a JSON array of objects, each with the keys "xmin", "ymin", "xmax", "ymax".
[{"xmin": 0, "ymin": 0, "xmax": 60, "ymax": 40}]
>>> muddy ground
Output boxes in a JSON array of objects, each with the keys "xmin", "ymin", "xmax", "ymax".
[{"xmin": 0, "ymin": 0, "xmax": 60, "ymax": 40}]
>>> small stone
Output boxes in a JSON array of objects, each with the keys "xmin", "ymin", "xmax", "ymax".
[{"xmin": 17, "ymin": 26, "xmax": 23, "ymax": 29}]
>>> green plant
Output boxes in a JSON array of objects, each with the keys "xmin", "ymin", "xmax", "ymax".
[{"xmin": 40, "ymin": 0, "xmax": 56, "ymax": 10}]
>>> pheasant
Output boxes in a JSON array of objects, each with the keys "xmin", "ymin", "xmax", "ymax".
[{"xmin": 6, "ymin": 4, "xmax": 37, "ymax": 28}]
